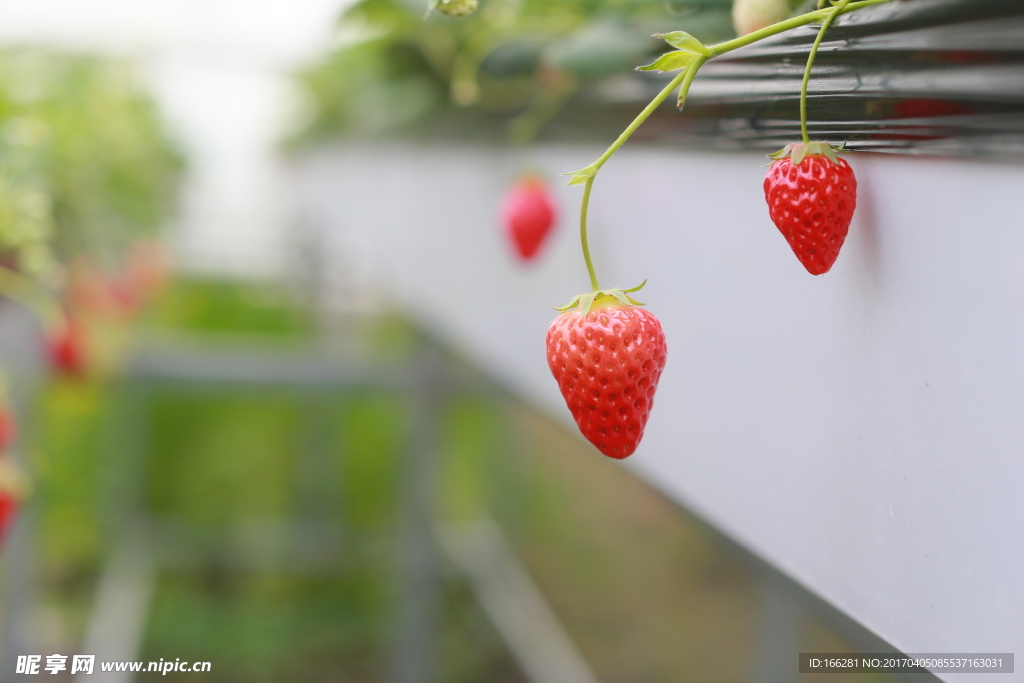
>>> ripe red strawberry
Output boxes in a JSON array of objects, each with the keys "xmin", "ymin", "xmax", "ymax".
[
  {"xmin": 0, "ymin": 459, "xmax": 26, "ymax": 547},
  {"xmin": 501, "ymin": 177, "xmax": 557, "ymax": 262},
  {"xmin": 0, "ymin": 490, "xmax": 16, "ymax": 546},
  {"xmin": 764, "ymin": 141, "xmax": 857, "ymax": 275},
  {"xmin": 547, "ymin": 288, "xmax": 667, "ymax": 459},
  {"xmin": 48, "ymin": 317, "xmax": 89, "ymax": 378}
]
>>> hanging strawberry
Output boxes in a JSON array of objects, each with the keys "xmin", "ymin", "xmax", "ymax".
[
  {"xmin": 501, "ymin": 177, "xmax": 557, "ymax": 263},
  {"xmin": 763, "ymin": 0, "xmax": 858, "ymax": 274},
  {"xmin": 545, "ymin": 1, "xmax": 883, "ymax": 458},
  {"xmin": 764, "ymin": 142, "xmax": 857, "ymax": 275},
  {"xmin": 547, "ymin": 287, "xmax": 666, "ymax": 459},
  {"xmin": 0, "ymin": 459, "xmax": 26, "ymax": 548},
  {"xmin": 47, "ymin": 317, "xmax": 89, "ymax": 378}
]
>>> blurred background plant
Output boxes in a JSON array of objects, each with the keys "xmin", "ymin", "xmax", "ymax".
[
  {"xmin": 293, "ymin": 0, "xmax": 742, "ymax": 145},
  {"xmin": 0, "ymin": 2, "xmax": 915, "ymax": 681},
  {"xmin": 0, "ymin": 47, "xmax": 181, "ymax": 608},
  {"xmin": 0, "ymin": 49, "xmax": 181, "ymax": 278}
]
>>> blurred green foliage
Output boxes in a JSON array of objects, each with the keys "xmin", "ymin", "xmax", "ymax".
[
  {"xmin": 0, "ymin": 50, "xmax": 181, "ymax": 276},
  {"xmin": 147, "ymin": 279, "xmax": 313, "ymax": 338},
  {"xmin": 293, "ymin": 0, "xmax": 735, "ymax": 145},
  {"xmin": 32, "ymin": 278, "xmax": 903, "ymax": 681},
  {"xmin": 35, "ymin": 280, "xmax": 315, "ymax": 573},
  {"xmin": 33, "ymin": 278, "xmax": 520, "ymax": 681}
]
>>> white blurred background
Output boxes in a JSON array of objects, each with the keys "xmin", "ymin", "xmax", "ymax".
[{"xmin": 0, "ymin": 0, "xmax": 350, "ymax": 277}]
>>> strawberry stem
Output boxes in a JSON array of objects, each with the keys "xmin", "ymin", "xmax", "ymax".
[
  {"xmin": 800, "ymin": 0, "xmax": 851, "ymax": 144},
  {"xmin": 564, "ymin": 0, "xmax": 889, "ymax": 293},
  {"xmin": 675, "ymin": 54, "xmax": 708, "ymax": 109},
  {"xmin": 580, "ymin": 176, "xmax": 600, "ymax": 291},
  {"xmin": 705, "ymin": 0, "xmax": 885, "ymax": 57},
  {"xmin": 590, "ymin": 67, "xmax": 692, "ymax": 175},
  {"xmin": 569, "ymin": 0, "xmax": 886, "ymax": 179}
]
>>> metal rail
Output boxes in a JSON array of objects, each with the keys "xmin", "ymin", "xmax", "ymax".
[{"xmin": 595, "ymin": 0, "xmax": 1024, "ymax": 157}]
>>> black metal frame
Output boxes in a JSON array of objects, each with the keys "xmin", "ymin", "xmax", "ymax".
[{"xmin": 628, "ymin": 0, "xmax": 1024, "ymax": 158}]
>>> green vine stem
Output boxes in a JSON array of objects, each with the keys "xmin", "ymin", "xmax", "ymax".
[
  {"xmin": 676, "ymin": 53, "xmax": 709, "ymax": 110},
  {"xmin": 569, "ymin": 0, "xmax": 889, "ymax": 293},
  {"xmin": 579, "ymin": 176, "xmax": 599, "ymax": 291},
  {"xmin": 800, "ymin": 0, "xmax": 851, "ymax": 143},
  {"xmin": 0, "ymin": 264, "xmax": 65, "ymax": 333}
]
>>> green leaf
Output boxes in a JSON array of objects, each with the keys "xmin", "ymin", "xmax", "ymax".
[
  {"xmin": 636, "ymin": 50, "xmax": 698, "ymax": 73},
  {"xmin": 563, "ymin": 165, "xmax": 596, "ymax": 186},
  {"xmin": 653, "ymin": 31, "xmax": 709, "ymax": 56}
]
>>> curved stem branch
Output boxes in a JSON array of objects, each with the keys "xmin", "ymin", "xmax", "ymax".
[
  {"xmin": 573, "ymin": 57, "xmax": 710, "ymax": 291},
  {"xmin": 707, "ymin": 0, "xmax": 884, "ymax": 56},
  {"xmin": 676, "ymin": 54, "xmax": 708, "ymax": 109},
  {"xmin": 574, "ymin": 0, "xmax": 888, "ymax": 180},
  {"xmin": 590, "ymin": 69, "xmax": 689, "ymax": 174},
  {"xmin": 564, "ymin": 0, "xmax": 890, "ymax": 292},
  {"xmin": 800, "ymin": 0, "xmax": 850, "ymax": 143}
]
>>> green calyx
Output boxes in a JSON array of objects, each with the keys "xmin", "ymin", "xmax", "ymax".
[
  {"xmin": 769, "ymin": 141, "xmax": 846, "ymax": 166},
  {"xmin": 553, "ymin": 280, "xmax": 647, "ymax": 316}
]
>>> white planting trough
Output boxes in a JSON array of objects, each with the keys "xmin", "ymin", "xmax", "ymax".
[{"xmin": 296, "ymin": 142, "xmax": 1024, "ymax": 680}]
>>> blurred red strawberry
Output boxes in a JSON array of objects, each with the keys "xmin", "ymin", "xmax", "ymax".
[
  {"xmin": 892, "ymin": 98, "xmax": 969, "ymax": 119},
  {"xmin": 501, "ymin": 177, "xmax": 557, "ymax": 262},
  {"xmin": 106, "ymin": 276, "xmax": 144, "ymax": 317},
  {"xmin": 0, "ymin": 460, "xmax": 26, "ymax": 547},
  {"xmin": 125, "ymin": 240, "xmax": 171, "ymax": 297},
  {"xmin": 67, "ymin": 257, "xmax": 128, "ymax": 318},
  {"xmin": 0, "ymin": 491, "xmax": 16, "ymax": 546},
  {"xmin": 0, "ymin": 408, "xmax": 15, "ymax": 453},
  {"xmin": 66, "ymin": 242, "xmax": 170, "ymax": 320},
  {"xmin": 48, "ymin": 317, "xmax": 89, "ymax": 378}
]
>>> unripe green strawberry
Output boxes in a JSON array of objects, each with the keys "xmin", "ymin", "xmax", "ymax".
[
  {"xmin": 764, "ymin": 141, "xmax": 857, "ymax": 275},
  {"xmin": 547, "ymin": 291, "xmax": 666, "ymax": 459},
  {"xmin": 435, "ymin": 0, "xmax": 478, "ymax": 18},
  {"xmin": 732, "ymin": 0, "xmax": 789, "ymax": 36}
]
